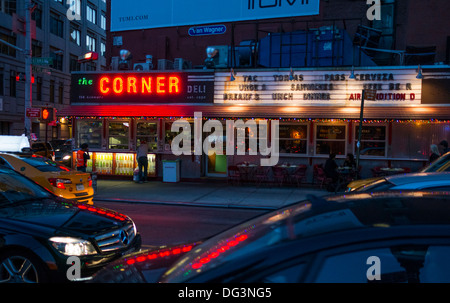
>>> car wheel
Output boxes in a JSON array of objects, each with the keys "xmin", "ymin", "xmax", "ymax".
[{"xmin": 0, "ymin": 250, "xmax": 49, "ymax": 283}]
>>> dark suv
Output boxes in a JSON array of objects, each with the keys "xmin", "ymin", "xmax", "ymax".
[
  {"xmin": 31, "ymin": 142, "xmax": 55, "ymax": 160},
  {"xmin": 0, "ymin": 167, "xmax": 141, "ymax": 282}
]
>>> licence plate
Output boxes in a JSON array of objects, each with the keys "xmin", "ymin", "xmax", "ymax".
[{"xmin": 76, "ymin": 184, "xmax": 85, "ymax": 191}]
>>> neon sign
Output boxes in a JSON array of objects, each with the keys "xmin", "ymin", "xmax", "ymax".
[
  {"xmin": 99, "ymin": 75, "xmax": 181, "ymax": 95},
  {"xmin": 71, "ymin": 72, "xmax": 214, "ymax": 104}
]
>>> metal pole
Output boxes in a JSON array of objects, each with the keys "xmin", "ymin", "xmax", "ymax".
[
  {"xmin": 355, "ymin": 89, "xmax": 365, "ymax": 179},
  {"xmin": 24, "ymin": 0, "xmax": 33, "ymax": 139}
]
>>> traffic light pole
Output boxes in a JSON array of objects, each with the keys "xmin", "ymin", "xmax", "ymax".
[{"xmin": 24, "ymin": 0, "xmax": 33, "ymax": 139}]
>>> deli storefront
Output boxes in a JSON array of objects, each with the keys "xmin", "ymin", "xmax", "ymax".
[{"xmin": 58, "ymin": 67, "xmax": 450, "ymax": 181}]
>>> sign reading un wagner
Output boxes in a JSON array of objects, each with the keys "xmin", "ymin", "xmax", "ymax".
[{"xmin": 111, "ymin": 0, "xmax": 319, "ymax": 31}]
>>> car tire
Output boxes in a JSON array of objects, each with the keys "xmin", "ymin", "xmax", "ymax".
[{"xmin": 0, "ymin": 249, "xmax": 49, "ymax": 283}]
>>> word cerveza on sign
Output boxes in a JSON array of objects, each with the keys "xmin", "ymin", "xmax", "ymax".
[{"xmin": 188, "ymin": 25, "xmax": 226, "ymax": 36}]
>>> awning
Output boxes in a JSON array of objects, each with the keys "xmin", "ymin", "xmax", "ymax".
[{"xmin": 57, "ymin": 104, "xmax": 450, "ymax": 120}]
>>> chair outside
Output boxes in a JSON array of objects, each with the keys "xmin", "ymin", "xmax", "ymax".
[
  {"xmin": 227, "ymin": 166, "xmax": 241, "ymax": 185},
  {"xmin": 254, "ymin": 166, "xmax": 270, "ymax": 187},
  {"xmin": 272, "ymin": 166, "xmax": 288, "ymax": 187},
  {"xmin": 290, "ymin": 165, "xmax": 307, "ymax": 187},
  {"xmin": 316, "ymin": 167, "xmax": 333, "ymax": 189}
]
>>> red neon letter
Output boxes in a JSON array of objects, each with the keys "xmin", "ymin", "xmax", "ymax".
[
  {"xmin": 156, "ymin": 76, "xmax": 165, "ymax": 94},
  {"xmin": 100, "ymin": 77, "xmax": 110, "ymax": 94},
  {"xmin": 169, "ymin": 76, "xmax": 180, "ymax": 93},
  {"xmin": 113, "ymin": 77, "xmax": 124, "ymax": 94},
  {"xmin": 142, "ymin": 77, "xmax": 152, "ymax": 93},
  {"xmin": 127, "ymin": 76, "xmax": 137, "ymax": 93}
]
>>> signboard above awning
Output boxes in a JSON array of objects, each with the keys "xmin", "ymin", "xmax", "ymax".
[{"xmin": 111, "ymin": 0, "xmax": 320, "ymax": 31}]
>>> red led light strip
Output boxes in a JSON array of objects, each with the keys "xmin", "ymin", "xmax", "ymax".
[
  {"xmin": 126, "ymin": 245, "xmax": 194, "ymax": 265},
  {"xmin": 191, "ymin": 234, "xmax": 248, "ymax": 270},
  {"xmin": 77, "ymin": 204, "xmax": 127, "ymax": 221}
]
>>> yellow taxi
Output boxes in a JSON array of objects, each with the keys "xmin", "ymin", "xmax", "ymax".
[{"xmin": 0, "ymin": 152, "xmax": 94, "ymax": 204}]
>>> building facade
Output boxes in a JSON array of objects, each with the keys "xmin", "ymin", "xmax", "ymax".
[
  {"xmin": 58, "ymin": 0, "xmax": 450, "ymax": 182},
  {"xmin": 0, "ymin": 0, "xmax": 106, "ymax": 139}
]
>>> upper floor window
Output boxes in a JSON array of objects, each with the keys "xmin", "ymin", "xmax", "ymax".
[
  {"xmin": 0, "ymin": 0, "xmax": 16, "ymax": 15},
  {"xmin": 100, "ymin": 12, "xmax": 107, "ymax": 30},
  {"xmin": 87, "ymin": 4, "xmax": 97, "ymax": 24},
  {"xmin": 50, "ymin": 12, "xmax": 64, "ymax": 38}
]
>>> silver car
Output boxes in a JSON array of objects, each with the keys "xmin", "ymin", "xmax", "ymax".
[{"xmin": 348, "ymin": 172, "xmax": 450, "ymax": 192}]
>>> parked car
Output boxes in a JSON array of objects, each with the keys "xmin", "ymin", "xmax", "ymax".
[
  {"xmin": 347, "ymin": 172, "xmax": 450, "ymax": 192},
  {"xmin": 0, "ymin": 152, "xmax": 94, "ymax": 204},
  {"xmin": 0, "ymin": 167, "xmax": 141, "ymax": 282},
  {"xmin": 90, "ymin": 191, "xmax": 450, "ymax": 283},
  {"xmin": 31, "ymin": 141, "xmax": 55, "ymax": 161},
  {"xmin": 50, "ymin": 139, "xmax": 73, "ymax": 167},
  {"xmin": 346, "ymin": 151, "xmax": 450, "ymax": 192}
]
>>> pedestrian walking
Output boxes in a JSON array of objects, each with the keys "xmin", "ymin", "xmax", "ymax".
[{"xmin": 136, "ymin": 139, "xmax": 149, "ymax": 183}]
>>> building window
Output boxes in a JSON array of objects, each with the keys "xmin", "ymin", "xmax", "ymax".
[
  {"xmin": 100, "ymin": 40, "xmax": 106, "ymax": 57},
  {"xmin": 108, "ymin": 121, "xmax": 129, "ymax": 150},
  {"xmin": 70, "ymin": 23, "xmax": 81, "ymax": 46},
  {"xmin": 77, "ymin": 120, "xmax": 103, "ymax": 149},
  {"xmin": 315, "ymin": 124, "xmax": 346, "ymax": 156},
  {"xmin": 371, "ymin": 0, "xmax": 396, "ymax": 65},
  {"xmin": 32, "ymin": 40, "xmax": 42, "ymax": 58},
  {"xmin": 86, "ymin": 61, "xmax": 96, "ymax": 71},
  {"xmin": 100, "ymin": 12, "xmax": 106, "ymax": 30},
  {"xmin": 9, "ymin": 72, "xmax": 16, "ymax": 97},
  {"xmin": 136, "ymin": 121, "xmax": 158, "ymax": 150},
  {"xmin": 0, "ymin": 71, "xmax": 3, "ymax": 96},
  {"xmin": 0, "ymin": 31, "xmax": 16, "ymax": 57},
  {"xmin": 354, "ymin": 125, "xmax": 387, "ymax": 157},
  {"xmin": 1, "ymin": 0, "xmax": 16, "ymax": 15},
  {"xmin": 70, "ymin": 54, "xmax": 81, "ymax": 72},
  {"xmin": 50, "ymin": 49, "xmax": 63, "ymax": 71},
  {"xmin": 36, "ymin": 77, "xmax": 42, "ymax": 101},
  {"xmin": 50, "ymin": 12, "xmax": 64, "ymax": 38},
  {"xmin": 54, "ymin": 0, "xmax": 63, "ymax": 3},
  {"xmin": 58, "ymin": 82, "xmax": 64, "ymax": 104},
  {"xmin": 279, "ymin": 123, "xmax": 308, "ymax": 154},
  {"xmin": 49, "ymin": 80, "xmax": 55, "ymax": 103},
  {"xmin": 86, "ymin": 33, "xmax": 96, "ymax": 52},
  {"xmin": 87, "ymin": 4, "xmax": 97, "ymax": 24},
  {"xmin": 31, "ymin": 3, "xmax": 43, "ymax": 28}
]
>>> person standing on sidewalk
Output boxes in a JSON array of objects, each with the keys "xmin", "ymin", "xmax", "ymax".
[
  {"xmin": 136, "ymin": 140, "xmax": 149, "ymax": 183},
  {"xmin": 76, "ymin": 143, "xmax": 90, "ymax": 172}
]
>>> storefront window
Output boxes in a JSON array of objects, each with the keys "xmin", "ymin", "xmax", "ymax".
[
  {"xmin": 77, "ymin": 119, "xmax": 102, "ymax": 149},
  {"xmin": 108, "ymin": 121, "xmax": 129, "ymax": 150},
  {"xmin": 315, "ymin": 124, "xmax": 346, "ymax": 156},
  {"xmin": 164, "ymin": 120, "xmax": 195, "ymax": 152},
  {"xmin": 355, "ymin": 125, "xmax": 387, "ymax": 157},
  {"xmin": 136, "ymin": 121, "xmax": 158, "ymax": 150},
  {"xmin": 279, "ymin": 124, "xmax": 308, "ymax": 154}
]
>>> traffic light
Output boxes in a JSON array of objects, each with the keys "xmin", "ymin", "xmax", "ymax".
[{"xmin": 41, "ymin": 107, "xmax": 54, "ymax": 122}]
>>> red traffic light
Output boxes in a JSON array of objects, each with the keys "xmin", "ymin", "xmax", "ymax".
[{"xmin": 41, "ymin": 107, "xmax": 53, "ymax": 121}]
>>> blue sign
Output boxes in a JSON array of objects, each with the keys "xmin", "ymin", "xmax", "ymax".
[{"xmin": 188, "ymin": 25, "xmax": 227, "ymax": 37}]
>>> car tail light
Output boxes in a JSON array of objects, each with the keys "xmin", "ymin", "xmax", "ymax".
[
  {"xmin": 48, "ymin": 178, "xmax": 72, "ymax": 189},
  {"xmin": 88, "ymin": 176, "xmax": 92, "ymax": 187}
]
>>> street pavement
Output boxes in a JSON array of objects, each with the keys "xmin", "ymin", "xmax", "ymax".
[{"xmin": 93, "ymin": 178, "xmax": 330, "ymax": 210}]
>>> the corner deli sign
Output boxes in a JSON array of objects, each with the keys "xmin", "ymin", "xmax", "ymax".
[
  {"xmin": 111, "ymin": 0, "xmax": 319, "ymax": 31},
  {"xmin": 214, "ymin": 69, "xmax": 422, "ymax": 106},
  {"xmin": 70, "ymin": 72, "xmax": 214, "ymax": 104}
]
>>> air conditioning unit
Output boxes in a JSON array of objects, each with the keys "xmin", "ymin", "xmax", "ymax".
[
  {"xmin": 133, "ymin": 62, "xmax": 153, "ymax": 71},
  {"xmin": 174, "ymin": 58, "xmax": 192, "ymax": 70},
  {"xmin": 204, "ymin": 45, "xmax": 229, "ymax": 68},
  {"xmin": 158, "ymin": 59, "xmax": 174, "ymax": 70},
  {"xmin": 111, "ymin": 56, "xmax": 119, "ymax": 70}
]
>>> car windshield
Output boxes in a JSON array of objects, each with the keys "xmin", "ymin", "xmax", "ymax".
[
  {"xmin": 160, "ymin": 199, "xmax": 366, "ymax": 283},
  {"xmin": 20, "ymin": 156, "xmax": 67, "ymax": 172},
  {"xmin": 421, "ymin": 152, "xmax": 450, "ymax": 172},
  {"xmin": 354, "ymin": 178, "xmax": 393, "ymax": 192},
  {"xmin": 0, "ymin": 171, "xmax": 53, "ymax": 206}
]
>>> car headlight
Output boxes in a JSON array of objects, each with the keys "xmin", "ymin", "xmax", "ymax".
[
  {"xmin": 63, "ymin": 155, "xmax": 71, "ymax": 160},
  {"xmin": 50, "ymin": 237, "xmax": 97, "ymax": 256}
]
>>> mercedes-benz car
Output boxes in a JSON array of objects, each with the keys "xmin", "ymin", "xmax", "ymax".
[{"xmin": 0, "ymin": 167, "xmax": 141, "ymax": 283}]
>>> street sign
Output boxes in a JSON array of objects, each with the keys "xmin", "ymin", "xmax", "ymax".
[
  {"xmin": 364, "ymin": 89, "xmax": 377, "ymax": 101},
  {"xmin": 26, "ymin": 107, "xmax": 41, "ymax": 118},
  {"xmin": 32, "ymin": 57, "xmax": 53, "ymax": 66},
  {"xmin": 188, "ymin": 25, "xmax": 226, "ymax": 36}
]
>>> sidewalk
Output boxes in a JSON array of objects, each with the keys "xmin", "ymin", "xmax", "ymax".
[{"xmin": 93, "ymin": 179, "xmax": 330, "ymax": 210}]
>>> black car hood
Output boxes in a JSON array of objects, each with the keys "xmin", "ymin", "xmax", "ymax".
[{"xmin": 0, "ymin": 198, "xmax": 128, "ymax": 237}]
